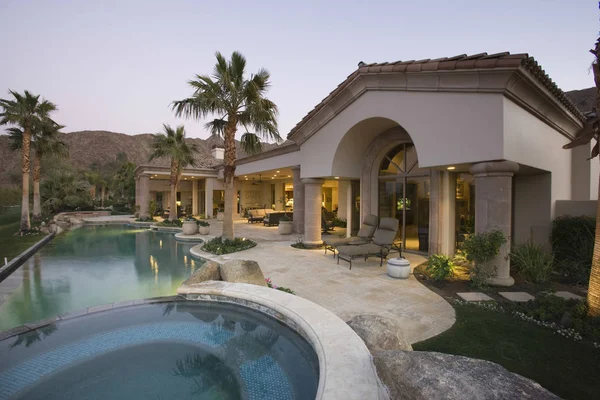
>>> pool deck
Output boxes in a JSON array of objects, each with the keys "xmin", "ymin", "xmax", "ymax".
[{"xmin": 190, "ymin": 219, "xmax": 455, "ymax": 344}]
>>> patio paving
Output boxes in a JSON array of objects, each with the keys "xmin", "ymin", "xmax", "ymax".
[
  {"xmin": 457, "ymin": 292, "xmax": 494, "ymax": 302},
  {"xmin": 498, "ymin": 292, "xmax": 535, "ymax": 302},
  {"xmin": 187, "ymin": 219, "xmax": 456, "ymax": 344},
  {"xmin": 555, "ymin": 291, "xmax": 584, "ymax": 301}
]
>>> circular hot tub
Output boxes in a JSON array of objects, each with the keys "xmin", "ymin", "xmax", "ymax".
[{"xmin": 0, "ymin": 300, "xmax": 319, "ymax": 400}]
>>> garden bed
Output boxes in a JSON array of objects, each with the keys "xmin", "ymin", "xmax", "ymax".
[{"xmin": 202, "ymin": 237, "xmax": 257, "ymax": 255}]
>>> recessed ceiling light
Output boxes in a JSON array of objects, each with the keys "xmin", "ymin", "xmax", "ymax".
[
  {"xmin": 271, "ymin": 177, "xmax": 274, "ymax": 179},
  {"xmin": 245, "ymin": 178, "xmax": 248, "ymax": 180},
  {"xmin": 244, "ymin": 176, "xmax": 247, "ymax": 178},
  {"xmin": 447, "ymin": 166, "xmax": 456, "ymax": 170},
  {"xmin": 334, "ymin": 176, "xmax": 339, "ymax": 179},
  {"xmin": 287, "ymin": 175, "xmax": 291, "ymax": 178},
  {"xmin": 276, "ymin": 170, "xmax": 280, "ymax": 173}
]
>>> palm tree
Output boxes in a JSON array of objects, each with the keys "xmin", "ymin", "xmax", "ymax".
[
  {"xmin": 172, "ymin": 51, "xmax": 281, "ymax": 240},
  {"xmin": 8, "ymin": 122, "xmax": 68, "ymax": 220},
  {"xmin": 0, "ymin": 90, "xmax": 57, "ymax": 231},
  {"xmin": 149, "ymin": 124, "xmax": 198, "ymax": 220},
  {"xmin": 563, "ymin": 37, "xmax": 600, "ymax": 316}
]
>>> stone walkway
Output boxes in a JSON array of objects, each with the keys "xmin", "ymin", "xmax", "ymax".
[
  {"xmin": 188, "ymin": 220, "xmax": 455, "ymax": 344},
  {"xmin": 457, "ymin": 290, "xmax": 584, "ymax": 303}
]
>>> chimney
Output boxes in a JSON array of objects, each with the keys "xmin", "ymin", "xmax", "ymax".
[{"xmin": 211, "ymin": 145, "xmax": 224, "ymax": 160}]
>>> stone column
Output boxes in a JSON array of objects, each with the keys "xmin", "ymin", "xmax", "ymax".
[
  {"xmin": 274, "ymin": 182, "xmax": 284, "ymax": 211},
  {"xmin": 470, "ymin": 161, "xmax": 519, "ymax": 287},
  {"xmin": 303, "ymin": 178, "xmax": 324, "ymax": 245},
  {"xmin": 337, "ymin": 180, "xmax": 349, "ymax": 236},
  {"xmin": 192, "ymin": 180, "xmax": 198, "ymax": 216},
  {"xmin": 138, "ymin": 174, "xmax": 150, "ymax": 218},
  {"xmin": 428, "ymin": 170, "xmax": 441, "ymax": 254},
  {"xmin": 291, "ymin": 166, "xmax": 304, "ymax": 234},
  {"xmin": 440, "ymin": 171, "xmax": 457, "ymax": 256},
  {"xmin": 205, "ymin": 178, "xmax": 214, "ymax": 218}
]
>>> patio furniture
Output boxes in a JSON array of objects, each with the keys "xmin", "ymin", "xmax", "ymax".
[
  {"xmin": 322, "ymin": 209, "xmax": 335, "ymax": 232},
  {"xmin": 336, "ymin": 217, "xmax": 400, "ymax": 270},
  {"xmin": 263, "ymin": 211, "xmax": 293, "ymax": 226},
  {"xmin": 247, "ymin": 209, "xmax": 269, "ymax": 223},
  {"xmin": 323, "ymin": 214, "xmax": 378, "ymax": 257}
]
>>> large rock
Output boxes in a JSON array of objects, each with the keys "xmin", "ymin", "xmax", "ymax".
[
  {"xmin": 219, "ymin": 259, "xmax": 267, "ymax": 286},
  {"xmin": 373, "ymin": 351, "xmax": 559, "ymax": 400},
  {"xmin": 347, "ymin": 314, "xmax": 412, "ymax": 352},
  {"xmin": 48, "ymin": 223, "xmax": 63, "ymax": 235},
  {"xmin": 182, "ymin": 261, "xmax": 221, "ymax": 285}
]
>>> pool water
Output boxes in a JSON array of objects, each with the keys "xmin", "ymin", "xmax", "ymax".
[
  {"xmin": 0, "ymin": 301, "xmax": 319, "ymax": 400},
  {"xmin": 0, "ymin": 225, "xmax": 203, "ymax": 331}
]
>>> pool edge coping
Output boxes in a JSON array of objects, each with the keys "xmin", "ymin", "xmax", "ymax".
[{"xmin": 0, "ymin": 233, "xmax": 55, "ymax": 283}]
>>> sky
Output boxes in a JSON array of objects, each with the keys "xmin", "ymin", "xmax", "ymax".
[{"xmin": 0, "ymin": 0, "xmax": 598, "ymax": 140}]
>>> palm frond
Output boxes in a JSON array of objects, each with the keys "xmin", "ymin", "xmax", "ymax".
[{"xmin": 240, "ymin": 132, "xmax": 263, "ymax": 155}]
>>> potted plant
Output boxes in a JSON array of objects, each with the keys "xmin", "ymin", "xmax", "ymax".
[
  {"xmin": 216, "ymin": 207, "xmax": 224, "ymax": 221},
  {"xmin": 182, "ymin": 217, "xmax": 198, "ymax": 235},
  {"xmin": 198, "ymin": 220, "xmax": 210, "ymax": 235},
  {"xmin": 278, "ymin": 214, "xmax": 293, "ymax": 235}
]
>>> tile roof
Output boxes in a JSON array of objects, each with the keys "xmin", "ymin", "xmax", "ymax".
[{"xmin": 287, "ymin": 52, "xmax": 584, "ymax": 139}]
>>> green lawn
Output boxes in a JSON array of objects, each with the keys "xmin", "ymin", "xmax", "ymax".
[
  {"xmin": 413, "ymin": 304, "xmax": 600, "ymax": 400},
  {"xmin": 0, "ymin": 207, "xmax": 46, "ymax": 261}
]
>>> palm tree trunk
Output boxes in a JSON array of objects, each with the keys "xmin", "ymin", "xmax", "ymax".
[
  {"xmin": 169, "ymin": 160, "xmax": 179, "ymax": 221},
  {"xmin": 32, "ymin": 151, "xmax": 42, "ymax": 220},
  {"xmin": 222, "ymin": 119, "xmax": 237, "ymax": 240},
  {"xmin": 589, "ymin": 165, "xmax": 600, "ymax": 316},
  {"xmin": 21, "ymin": 127, "xmax": 31, "ymax": 231},
  {"xmin": 101, "ymin": 185, "xmax": 105, "ymax": 208}
]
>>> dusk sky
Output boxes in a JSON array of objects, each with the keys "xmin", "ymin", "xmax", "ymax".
[{"xmin": 0, "ymin": 0, "xmax": 597, "ymax": 140}]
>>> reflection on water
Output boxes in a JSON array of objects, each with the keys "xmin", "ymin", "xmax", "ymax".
[{"xmin": 0, "ymin": 226, "xmax": 203, "ymax": 331}]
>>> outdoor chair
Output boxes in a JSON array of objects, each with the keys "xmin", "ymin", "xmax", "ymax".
[
  {"xmin": 322, "ymin": 209, "xmax": 335, "ymax": 232},
  {"xmin": 323, "ymin": 214, "xmax": 378, "ymax": 258},
  {"xmin": 336, "ymin": 217, "xmax": 400, "ymax": 270}
]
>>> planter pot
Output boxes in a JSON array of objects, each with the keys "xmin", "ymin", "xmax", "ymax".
[
  {"xmin": 278, "ymin": 221, "xmax": 293, "ymax": 235},
  {"xmin": 217, "ymin": 212, "xmax": 224, "ymax": 221},
  {"xmin": 182, "ymin": 221, "xmax": 198, "ymax": 235},
  {"xmin": 199, "ymin": 226, "xmax": 210, "ymax": 235},
  {"xmin": 387, "ymin": 257, "xmax": 411, "ymax": 279}
]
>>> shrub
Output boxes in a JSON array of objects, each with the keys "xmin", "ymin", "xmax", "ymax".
[
  {"xmin": 279, "ymin": 214, "xmax": 291, "ymax": 222},
  {"xmin": 291, "ymin": 237, "xmax": 308, "ymax": 249},
  {"xmin": 148, "ymin": 200, "xmax": 158, "ymax": 217},
  {"xmin": 551, "ymin": 216, "xmax": 595, "ymax": 284},
  {"xmin": 510, "ymin": 241, "xmax": 553, "ymax": 283},
  {"xmin": 426, "ymin": 254, "xmax": 455, "ymax": 281},
  {"xmin": 462, "ymin": 230, "xmax": 507, "ymax": 287},
  {"xmin": 198, "ymin": 220, "xmax": 210, "ymax": 227},
  {"xmin": 135, "ymin": 216, "xmax": 155, "ymax": 222},
  {"xmin": 202, "ymin": 236, "xmax": 256, "ymax": 255},
  {"xmin": 158, "ymin": 219, "xmax": 183, "ymax": 227}
]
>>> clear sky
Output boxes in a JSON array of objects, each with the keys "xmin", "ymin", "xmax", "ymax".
[{"xmin": 0, "ymin": 0, "xmax": 597, "ymax": 140}]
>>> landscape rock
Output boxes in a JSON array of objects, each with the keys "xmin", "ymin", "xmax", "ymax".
[
  {"xmin": 69, "ymin": 217, "xmax": 84, "ymax": 226},
  {"xmin": 40, "ymin": 227, "xmax": 50, "ymax": 234},
  {"xmin": 48, "ymin": 223, "xmax": 63, "ymax": 235},
  {"xmin": 560, "ymin": 311, "xmax": 572, "ymax": 328},
  {"xmin": 373, "ymin": 350, "xmax": 559, "ymax": 400},
  {"xmin": 182, "ymin": 261, "xmax": 221, "ymax": 285},
  {"xmin": 347, "ymin": 314, "xmax": 412, "ymax": 352},
  {"xmin": 219, "ymin": 259, "xmax": 267, "ymax": 286},
  {"xmin": 56, "ymin": 221, "xmax": 70, "ymax": 230}
]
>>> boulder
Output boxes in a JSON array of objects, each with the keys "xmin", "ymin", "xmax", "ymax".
[
  {"xmin": 69, "ymin": 217, "xmax": 84, "ymax": 226},
  {"xmin": 48, "ymin": 223, "xmax": 63, "ymax": 235},
  {"xmin": 373, "ymin": 350, "xmax": 559, "ymax": 400},
  {"xmin": 347, "ymin": 314, "xmax": 412, "ymax": 352},
  {"xmin": 219, "ymin": 259, "xmax": 267, "ymax": 286},
  {"xmin": 182, "ymin": 261, "xmax": 221, "ymax": 285},
  {"xmin": 40, "ymin": 227, "xmax": 50, "ymax": 234}
]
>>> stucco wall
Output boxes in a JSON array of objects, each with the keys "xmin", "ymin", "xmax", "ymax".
[
  {"xmin": 235, "ymin": 151, "xmax": 300, "ymax": 176},
  {"xmin": 503, "ymin": 98, "xmax": 572, "ymax": 218},
  {"xmin": 591, "ymin": 156, "xmax": 599, "ymax": 200},
  {"xmin": 299, "ymin": 91, "xmax": 505, "ymax": 178}
]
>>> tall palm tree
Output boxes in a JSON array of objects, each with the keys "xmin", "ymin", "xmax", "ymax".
[
  {"xmin": 8, "ymin": 123, "xmax": 68, "ymax": 220},
  {"xmin": 172, "ymin": 51, "xmax": 281, "ymax": 240},
  {"xmin": 564, "ymin": 37, "xmax": 600, "ymax": 316},
  {"xmin": 0, "ymin": 90, "xmax": 57, "ymax": 231},
  {"xmin": 149, "ymin": 124, "xmax": 198, "ymax": 220}
]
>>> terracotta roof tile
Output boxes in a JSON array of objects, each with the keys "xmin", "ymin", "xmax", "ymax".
[{"xmin": 286, "ymin": 52, "xmax": 585, "ymax": 139}]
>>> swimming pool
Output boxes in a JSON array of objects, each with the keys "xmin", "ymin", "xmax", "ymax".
[
  {"xmin": 0, "ymin": 225, "xmax": 203, "ymax": 331},
  {"xmin": 0, "ymin": 300, "xmax": 319, "ymax": 400}
]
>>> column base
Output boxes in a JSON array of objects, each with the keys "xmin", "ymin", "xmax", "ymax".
[{"xmin": 486, "ymin": 275, "xmax": 515, "ymax": 287}]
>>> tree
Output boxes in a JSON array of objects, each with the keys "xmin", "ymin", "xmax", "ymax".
[
  {"xmin": 149, "ymin": 124, "xmax": 198, "ymax": 220},
  {"xmin": 8, "ymin": 123, "xmax": 68, "ymax": 220},
  {"xmin": 563, "ymin": 37, "xmax": 600, "ymax": 316},
  {"xmin": 173, "ymin": 51, "xmax": 281, "ymax": 239},
  {"xmin": 0, "ymin": 90, "xmax": 57, "ymax": 230},
  {"xmin": 112, "ymin": 161, "xmax": 136, "ymax": 206}
]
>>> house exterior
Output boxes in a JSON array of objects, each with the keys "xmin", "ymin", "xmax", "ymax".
[{"xmin": 135, "ymin": 52, "xmax": 597, "ymax": 286}]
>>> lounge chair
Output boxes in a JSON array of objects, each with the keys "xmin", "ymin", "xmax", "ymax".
[
  {"xmin": 336, "ymin": 217, "xmax": 400, "ymax": 269},
  {"xmin": 323, "ymin": 214, "xmax": 378, "ymax": 258}
]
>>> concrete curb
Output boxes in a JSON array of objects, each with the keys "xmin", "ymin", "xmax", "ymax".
[{"xmin": 0, "ymin": 233, "xmax": 55, "ymax": 283}]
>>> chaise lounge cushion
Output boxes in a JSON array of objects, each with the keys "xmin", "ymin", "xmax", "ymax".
[
  {"xmin": 324, "ymin": 214, "xmax": 378, "ymax": 247},
  {"xmin": 248, "ymin": 209, "xmax": 268, "ymax": 223}
]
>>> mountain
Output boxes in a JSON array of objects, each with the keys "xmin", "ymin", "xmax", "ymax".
[
  {"xmin": 565, "ymin": 87, "xmax": 595, "ymax": 114},
  {"xmin": 0, "ymin": 130, "xmax": 278, "ymax": 185}
]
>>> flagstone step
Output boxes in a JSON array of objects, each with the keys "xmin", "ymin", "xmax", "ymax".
[{"xmin": 457, "ymin": 292, "xmax": 494, "ymax": 302}]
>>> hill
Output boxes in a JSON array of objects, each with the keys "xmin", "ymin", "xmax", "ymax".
[{"xmin": 0, "ymin": 130, "xmax": 277, "ymax": 184}]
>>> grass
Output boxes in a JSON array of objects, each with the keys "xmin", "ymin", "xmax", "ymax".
[
  {"xmin": 0, "ymin": 207, "xmax": 46, "ymax": 261},
  {"xmin": 413, "ymin": 304, "xmax": 600, "ymax": 400}
]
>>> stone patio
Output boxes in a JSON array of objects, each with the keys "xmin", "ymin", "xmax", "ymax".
[{"xmin": 185, "ymin": 219, "xmax": 455, "ymax": 344}]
